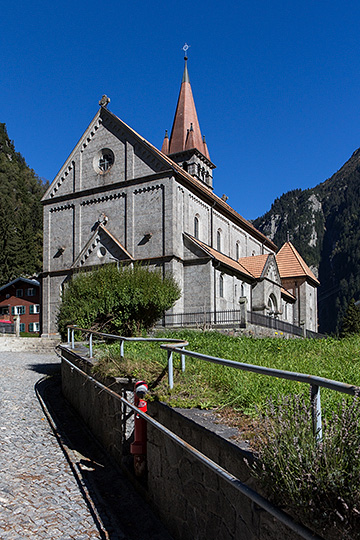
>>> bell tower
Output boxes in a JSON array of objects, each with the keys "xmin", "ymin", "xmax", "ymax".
[{"xmin": 161, "ymin": 53, "xmax": 215, "ymax": 189}]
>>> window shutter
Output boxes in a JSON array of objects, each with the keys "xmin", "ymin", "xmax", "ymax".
[
  {"xmin": 30, "ymin": 305, "xmax": 34, "ymax": 314},
  {"xmin": 11, "ymin": 307, "xmax": 15, "ymax": 315},
  {"xmin": 29, "ymin": 323, "xmax": 34, "ymax": 332}
]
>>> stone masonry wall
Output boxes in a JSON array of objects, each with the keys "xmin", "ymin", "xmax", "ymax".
[{"xmin": 60, "ymin": 345, "xmax": 304, "ymax": 540}]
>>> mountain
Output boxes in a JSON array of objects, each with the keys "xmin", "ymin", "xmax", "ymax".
[
  {"xmin": 0, "ymin": 123, "xmax": 47, "ymax": 286},
  {"xmin": 253, "ymin": 148, "xmax": 360, "ymax": 334}
]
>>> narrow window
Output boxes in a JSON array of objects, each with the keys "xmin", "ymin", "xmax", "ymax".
[
  {"xmin": 217, "ymin": 230, "xmax": 221, "ymax": 252},
  {"xmin": 219, "ymin": 275, "xmax": 224, "ymax": 297},
  {"xmin": 194, "ymin": 216, "xmax": 199, "ymax": 239},
  {"xmin": 236, "ymin": 242, "xmax": 240, "ymax": 260}
]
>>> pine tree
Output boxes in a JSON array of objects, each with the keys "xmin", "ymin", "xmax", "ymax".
[
  {"xmin": 0, "ymin": 123, "xmax": 47, "ymax": 285},
  {"xmin": 340, "ymin": 298, "xmax": 360, "ymax": 337}
]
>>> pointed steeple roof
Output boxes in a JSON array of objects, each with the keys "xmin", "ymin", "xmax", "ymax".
[
  {"xmin": 161, "ymin": 129, "xmax": 169, "ymax": 154},
  {"xmin": 163, "ymin": 56, "xmax": 210, "ymax": 159},
  {"xmin": 276, "ymin": 241, "xmax": 320, "ymax": 286}
]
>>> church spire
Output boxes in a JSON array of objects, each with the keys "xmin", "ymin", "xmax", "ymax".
[
  {"xmin": 164, "ymin": 55, "xmax": 209, "ymax": 158},
  {"xmin": 161, "ymin": 49, "xmax": 215, "ymax": 189}
]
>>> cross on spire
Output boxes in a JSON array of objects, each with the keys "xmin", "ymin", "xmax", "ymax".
[{"xmin": 182, "ymin": 43, "xmax": 190, "ymax": 59}]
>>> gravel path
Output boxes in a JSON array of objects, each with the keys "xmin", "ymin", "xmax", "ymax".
[{"xmin": 0, "ymin": 350, "xmax": 172, "ymax": 540}]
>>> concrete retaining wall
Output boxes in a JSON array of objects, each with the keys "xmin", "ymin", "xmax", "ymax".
[
  {"xmin": 60, "ymin": 345, "xmax": 303, "ymax": 540},
  {"xmin": 0, "ymin": 336, "xmax": 60, "ymax": 352}
]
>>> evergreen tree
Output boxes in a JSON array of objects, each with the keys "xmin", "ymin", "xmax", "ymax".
[
  {"xmin": 340, "ymin": 298, "xmax": 360, "ymax": 337},
  {"xmin": 0, "ymin": 123, "xmax": 47, "ymax": 285}
]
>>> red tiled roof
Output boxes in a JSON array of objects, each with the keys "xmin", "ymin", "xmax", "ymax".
[
  {"xmin": 237, "ymin": 254, "xmax": 269, "ymax": 279},
  {"xmin": 276, "ymin": 242, "xmax": 319, "ymax": 286},
  {"xmin": 184, "ymin": 233, "xmax": 255, "ymax": 279}
]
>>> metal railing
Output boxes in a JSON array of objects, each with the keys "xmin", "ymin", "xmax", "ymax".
[
  {"xmin": 247, "ymin": 310, "xmax": 304, "ymax": 336},
  {"xmin": 61, "ymin": 351, "xmax": 324, "ymax": 540},
  {"xmin": 162, "ymin": 309, "xmax": 322, "ymax": 338},
  {"xmin": 66, "ymin": 325, "xmax": 189, "ymax": 370},
  {"xmin": 161, "ymin": 343, "xmax": 360, "ymax": 443}
]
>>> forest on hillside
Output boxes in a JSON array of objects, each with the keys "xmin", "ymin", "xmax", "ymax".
[
  {"xmin": 0, "ymin": 123, "xmax": 47, "ymax": 287},
  {"xmin": 253, "ymin": 148, "xmax": 360, "ymax": 334}
]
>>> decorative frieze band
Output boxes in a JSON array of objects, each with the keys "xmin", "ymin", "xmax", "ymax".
[
  {"xmin": 80, "ymin": 192, "xmax": 125, "ymax": 206},
  {"xmin": 50, "ymin": 203, "xmax": 74, "ymax": 213},
  {"xmin": 134, "ymin": 184, "xmax": 163, "ymax": 195},
  {"xmin": 50, "ymin": 162, "xmax": 75, "ymax": 198},
  {"xmin": 189, "ymin": 192, "xmax": 209, "ymax": 210}
]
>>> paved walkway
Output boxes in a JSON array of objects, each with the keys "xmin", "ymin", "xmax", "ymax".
[{"xmin": 0, "ymin": 351, "xmax": 172, "ymax": 540}]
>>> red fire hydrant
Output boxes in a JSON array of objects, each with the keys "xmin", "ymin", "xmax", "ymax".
[{"xmin": 130, "ymin": 380, "xmax": 148, "ymax": 477}]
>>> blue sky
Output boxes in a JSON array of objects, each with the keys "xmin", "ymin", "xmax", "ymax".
[{"xmin": 1, "ymin": 0, "xmax": 360, "ymax": 220}]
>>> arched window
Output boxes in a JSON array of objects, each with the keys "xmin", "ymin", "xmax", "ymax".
[
  {"xmin": 194, "ymin": 216, "xmax": 199, "ymax": 239},
  {"xmin": 219, "ymin": 275, "xmax": 224, "ymax": 297},
  {"xmin": 268, "ymin": 294, "xmax": 277, "ymax": 317},
  {"xmin": 241, "ymin": 283, "xmax": 245, "ymax": 297},
  {"xmin": 183, "ymin": 162, "xmax": 188, "ymax": 172},
  {"xmin": 236, "ymin": 242, "xmax": 240, "ymax": 260},
  {"xmin": 217, "ymin": 230, "xmax": 221, "ymax": 252}
]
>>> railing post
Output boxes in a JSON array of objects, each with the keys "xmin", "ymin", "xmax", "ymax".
[
  {"xmin": 120, "ymin": 339, "xmax": 124, "ymax": 360},
  {"xmin": 310, "ymin": 384, "xmax": 323, "ymax": 443},
  {"xmin": 181, "ymin": 347, "xmax": 186, "ymax": 372},
  {"xmin": 168, "ymin": 350, "xmax": 174, "ymax": 389},
  {"xmin": 67, "ymin": 327, "xmax": 70, "ymax": 344},
  {"xmin": 71, "ymin": 328, "xmax": 75, "ymax": 350},
  {"xmin": 89, "ymin": 332, "xmax": 93, "ymax": 358}
]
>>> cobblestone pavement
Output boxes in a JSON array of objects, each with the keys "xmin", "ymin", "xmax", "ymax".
[{"xmin": 0, "ymin": 350, "xmax": 173, "ymax": 540}]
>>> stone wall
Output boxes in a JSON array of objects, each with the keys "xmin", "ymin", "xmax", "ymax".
[
  {"xmin": 0, "ymin": 336, "xmax": 60, "ymax": 352},
  {"xmin": 60, "ymin": 345, "xmax": 304, "ymax": 540}
]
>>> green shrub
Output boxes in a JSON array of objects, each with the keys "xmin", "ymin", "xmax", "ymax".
[
  {"xmin": 250, "ymin": 393, "xmax": 360, "ymax": 539},
  {"xmin": 57, "ymin": 264, "xmax": 181, "ymax": 338}
]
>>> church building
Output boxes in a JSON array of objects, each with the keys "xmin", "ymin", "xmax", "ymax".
[{"xmin": 41, "ymin": 56, "xmax": 319, "ymax": 337}]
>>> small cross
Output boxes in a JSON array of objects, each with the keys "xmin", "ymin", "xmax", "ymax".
[{"xmin": 182, "ymin": 43, "xmax": 190, "ymax": 57}]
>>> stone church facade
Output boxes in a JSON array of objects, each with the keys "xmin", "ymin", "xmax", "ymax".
[{"xmin": 41, "ymin": 57, "xmax": 319, "ymax": 337}]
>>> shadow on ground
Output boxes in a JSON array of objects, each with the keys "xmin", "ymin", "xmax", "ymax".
[
  {"xmin": 28, "ymin": 362, "xmax": 61, "ymax": 376},
  {"xmin": 35, "ymin": 374, "xmax": 173, "ymax": 540}
]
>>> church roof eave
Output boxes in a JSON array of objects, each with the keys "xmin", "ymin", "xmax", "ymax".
[
  {"xmin": 42, "ymin": 110, "xmax": 101, "ymax": 202},
  {"xmin": 184, "ymin": 233, "xmax": 256, "ymax": 281}
]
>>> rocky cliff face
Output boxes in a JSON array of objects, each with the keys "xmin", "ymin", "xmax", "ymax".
[{"xmin": 253, "ymin": 148, "xmax": 360, "ymax": 334}]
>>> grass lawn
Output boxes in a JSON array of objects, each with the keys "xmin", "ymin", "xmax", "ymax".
[{"xmin": 93, "ymin": 330, "xmax": 360, "ymax": 421}]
